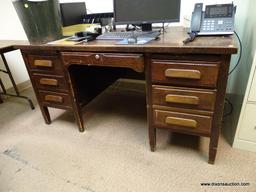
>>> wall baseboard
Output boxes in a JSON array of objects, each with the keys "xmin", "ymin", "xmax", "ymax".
[
  {"xmin": 233, "ymin": 139, "xmax": 256, "ymax": 152},
  {"xmin": 3, "ymin": 80, "xmax": 32, "ymax": 95}
]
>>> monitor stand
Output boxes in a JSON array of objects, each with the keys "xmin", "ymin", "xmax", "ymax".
[{"xmin": 141, "ymin": 23, "xmax": 152, "ymax": 31}]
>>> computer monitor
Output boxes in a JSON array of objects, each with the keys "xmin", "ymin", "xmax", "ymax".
[
  {"xmin": 114, "ymin": 0, "xmax": 181, "ymax": 31},
  {"xmin": 60, "ymin": 2, "xmax": 87, "ymax": 27}
]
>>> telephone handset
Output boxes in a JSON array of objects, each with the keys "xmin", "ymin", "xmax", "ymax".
[
  {"xmin": 190, "ymin": 3, "xmax": 236, "ymax": 36},
  {"xmin": 190, "ymin": 3, "xmax": 203, "ymax": 33}
]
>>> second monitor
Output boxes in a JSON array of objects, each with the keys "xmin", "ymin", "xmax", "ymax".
[
  {"xmin": 114, "ymin": 0, "xmax": 181, "ymax": 31},
  {"xmin": 60, "ymin": 2, "xmax": 87, "ymax": 27}
]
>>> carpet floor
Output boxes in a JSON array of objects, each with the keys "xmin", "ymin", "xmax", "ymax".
[{"xmin": 0, "ymin": 80, "xmax": 255, "ymax": 192}]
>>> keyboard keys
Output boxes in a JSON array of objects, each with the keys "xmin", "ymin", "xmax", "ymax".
[{"xmin": 97, "ymin": 31, "xmax": 161, "ymax": 40}]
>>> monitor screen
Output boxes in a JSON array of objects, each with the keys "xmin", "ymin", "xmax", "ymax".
[
  {"xmin": 60, "ymin": 2, "xmax": 87, "ymax": 27},
  {"xmin": 114, "ymin": 0, "xmax": 181, "ymax": 25}
]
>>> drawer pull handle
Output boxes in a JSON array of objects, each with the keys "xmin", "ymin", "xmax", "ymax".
[
  {"xmin": 45, "ymin": 95, "xmax": 63, "ymax": 103},
  {"xmin": 165, "ymin": 69, "xmax": 201, "ymax": 79},
  {"xmin": 39, "ymin": 78, "xmax": 58, "ymax": 86},
  {"xmin": 34, "ymin": 60, "xmax": 53, "ymax": 68},
  {"xmin": 165, "ymin": 117, "xmax": 197, "ymax": 128},
  {"xmin": 95, "ymin": 54, "xmax": 100, "ymax": 60},
  {"xmin": 165, "ymin": 94, "xmax": 199, "ymax": 105}
]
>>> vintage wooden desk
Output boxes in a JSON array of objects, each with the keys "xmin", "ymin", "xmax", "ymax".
[{"xmin": 14, "ymin": 28, "xmax": 237, "ymax": 164}]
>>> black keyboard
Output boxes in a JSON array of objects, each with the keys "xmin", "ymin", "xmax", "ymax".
[{"xmin": 96, "ymin": 31, "xmax": 161, "ymax": 40}]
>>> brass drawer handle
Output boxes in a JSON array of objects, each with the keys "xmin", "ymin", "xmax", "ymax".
[
  {"xmin": 34, "ymin": 60, "xmax": 53, "ymax": 68},
  {"xmin": 165, "ymin": 94, "xmax": 199, "ymax": 105},
  {"xmin": 45, "ymin": 95, "xmax": 63, "ymax": 103},
  {"xmin": 165, "ymin": 69, "xmax": 201, "ymax": 79},
  {"xmin": 39, "ymin": 78, "xmax": 58, "ymax": 86},
  {"xmin": 165, "ymin": 117, "xmax": 197, "ymax": 128}
]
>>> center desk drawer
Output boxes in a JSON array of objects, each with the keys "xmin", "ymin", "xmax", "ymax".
[
  {"xmin": 33, "ymin": 74, "xmax": 69, "ymax": 92},
  {"xmin": 152, "ymin": 86, "xmax": 216, "ymax": 111},
  {"xmin": 61, "ymin": 52, "xmax": 144, "ymax": 72},
  {"xmin": 151, "ymin": 60, "xmax": 220, "ymax": 88},
  {"xmin": 154, "ymin": 109, "xmax": 212, "ymax": 136},
  {"xmin": 28, "ymin": 55, "xmax": 63, "ymax": 74},
  {"xmin": 38, "ymin": 90, "xmax": 72, "ymax": 109}
]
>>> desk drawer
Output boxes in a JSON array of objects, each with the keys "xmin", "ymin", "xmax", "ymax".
[
  {"xmin": 151, "ymin": 60, "xmax": 219, "ymax": 88},
  {"xmin": 61, "ymin": 52, "xmax": 144, "ymax": 72},
  {"xmin": 152, "ymin": 86, "xmax": 216, "ymax": 111},
  {"xmin": 28, "ymin": 55, "xmax": 63, "ymax": 74},
  {"xmin": 38, "ymin": 91, "xmax": 72, "ymax": 109},
  {"xmin": 33, "ymin": 74, "xmax": 69, "ymax": 92},
  {"xmin": 153, "ymin": 109, "xmax": 212, "ymax": 136}
]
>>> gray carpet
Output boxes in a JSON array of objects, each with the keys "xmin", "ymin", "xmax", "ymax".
[{"xmin": 0, "ymin": 80, "xmax": 255, "ymax": 192}]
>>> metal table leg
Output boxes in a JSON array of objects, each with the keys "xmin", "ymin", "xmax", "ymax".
[{"xmin": 0, "ymin": 53, "xmax": 35, "ymax": 110}]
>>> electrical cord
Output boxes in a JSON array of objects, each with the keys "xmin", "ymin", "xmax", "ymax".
[
  {"xmin": 223, "ymin": 98, "xmax": 233, "ymax": 117},
  {"xmin": 223, "ymin": 31, "xmax": 242, "ymax": 118},
  {"xmin": 228, "ymin": 31, "xmax": 242, "ymax": 75},
  {"xmin": 183, "ymin": 32, "xmax": 197, "ymax": 44}
]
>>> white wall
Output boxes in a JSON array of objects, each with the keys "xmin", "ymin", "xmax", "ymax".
[
  {"xmin": 228, "ymin": 0, "xmax": 256, "ymax": 96},
  {"xmin": 60, "ymin": 0, "xmax": 232, "ymax": 25},
  {"xmin": 0, "ymin": 0, "xmax": 28, "ymax": 90},
  {"xmin": 60, "ymin": 0, "xmax": 113, "ymax": 13},
  {"xmin": 0, "ymin": 0, "xmax": 27, "ymax": 40}
]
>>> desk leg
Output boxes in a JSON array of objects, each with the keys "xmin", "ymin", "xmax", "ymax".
[
  {"xmin": 74, "ymin": 108, "xmax": 84, "ymax": 132},
  {"xmin": 40, "ymin": 106, "xmax": 51, "ymax": 124},
  {"xmin": 0, "ymin": 96, "xmax": 3, "ymax": 104},
  {"xmin": 149, "ymin": 131, "xmax": 156, "ymax": 152},
  {"xmin": 65, "ymin": 69, "xmax": 85, "ymax": 132},
  {"xmin": 145, "ymin": 54, "xmax": 156, "ymax": 151},
  {"xmin": 209, "ymin": 145, "xmax": 218, "ymax": 164},
  {"xmin": 208, "ymin": 55, "xmax": 231, "ymax": 164},
  {"xmin": 148, "ymin": 109, "xmax": 156, "ymax": 152}
]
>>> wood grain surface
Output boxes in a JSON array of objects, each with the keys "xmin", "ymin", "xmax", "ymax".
[
  {"xmin": 0, "ymin": 40, "xmax": 29, "ymax": 53},
  {"xmin": 13, "ymin": 28, "xmax": 237, "ymax": 54}
]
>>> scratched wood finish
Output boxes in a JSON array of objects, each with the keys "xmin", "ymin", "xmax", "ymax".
[
  {"xmin": 33, "ymin": 74, "xmax": 69, "ymax": 92},
  {"xmin": 152, "ymin": 85, "xmax": 216, "ymax": 111},
  {"xmin": 16, "ymin": 27, "xmax": 238, "ymax": 164},
  {"xmin": 28, "ymin": 55, "xmax": 64, "ymax": 74},
  {"xmin": 151, "ymin": 60, "xmax": 220, "ymax": 88},
  {"xmin": 0, "ymin": 40, "xmax": 29, "ymax": 53},
  {"xmin": 154, "ymin": 109, "xmax": 212, "ymax": 136},
  {"xmin": 208, "ymin": 55, "xmax": 232, "ymax": 164},
  {"xmin": 14, "ymin": 28, "xmax": 237, "ymax": 55},
  {"xmin": 38, "ymin": 90, "xmax": 72, "ymax": 108},
  {"xmin": 61, "ymin": 52, "xmax": 144, "ymax": 72}
]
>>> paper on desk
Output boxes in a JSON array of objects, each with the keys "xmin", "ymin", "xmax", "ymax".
[{"xmin": 47, "ymin": 38, "xmax": 80, "ymax": 45}]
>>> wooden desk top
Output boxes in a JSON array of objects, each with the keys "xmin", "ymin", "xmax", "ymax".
[
  {"xmin": 0, "ymin": 40, "xmax": 29, "ymax": 53},
  {"xmin": 13, "ymin": 28, "xmax": 237, "ymax": 55}
]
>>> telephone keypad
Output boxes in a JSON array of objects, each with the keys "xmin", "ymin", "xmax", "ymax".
[
  {"xmin": 202, "ymin": 20, "xmax": 216, "ymax": 31},
  {"xmin": 201, "ymin": 19, "xmax": 233, "ymax": 32}
]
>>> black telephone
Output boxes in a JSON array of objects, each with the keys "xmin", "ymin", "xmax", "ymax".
[{"xmin": 190, "ymin": 3, "xmax": 236, "ymax": 36}]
